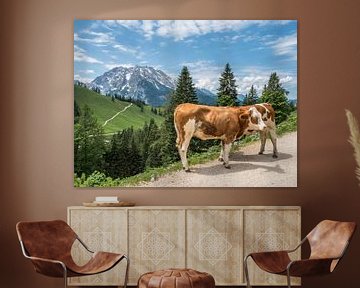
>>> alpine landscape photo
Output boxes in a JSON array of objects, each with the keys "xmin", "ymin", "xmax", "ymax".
[{"xmin": 74, "ymin": 20, "xmax": 298, "ymax": 187}]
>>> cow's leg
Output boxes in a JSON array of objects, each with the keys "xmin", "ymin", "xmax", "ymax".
[
  {"xmin": 258, "ymin": 130, "xmax": 267, "ymax": 155},
  {"xmin": 269, "ymin": 128, "xmax": 278, "ymax": 158},
  {"xmin": 175, "ymin": 125, "xmax": 187, "ymax": 168},
  {"xmin": 179, "ymin": 119, "xmax": 196, "ymax": 172},
  {"xmin": 218, "ymin": 140, "xmax": 225, "ymax": 163},
  {"xmin": 223, "ymin": 142, "xmax": 232, "ymax": 169},
  {"xmin": 179, "ymin": 137, "xmax": 192, "ymax": 172}
]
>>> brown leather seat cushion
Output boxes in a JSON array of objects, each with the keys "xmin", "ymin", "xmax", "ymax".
[{"xmin": 138, "ymin": 268, "xmax": 215, "ymax": 288}]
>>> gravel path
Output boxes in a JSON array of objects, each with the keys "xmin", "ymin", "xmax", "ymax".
[{"xmin": 142, "ymin": 132, "xmax": 297, "ymax": 187}]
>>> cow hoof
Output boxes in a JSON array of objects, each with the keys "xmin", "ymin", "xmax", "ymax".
[
  {"xmin": 218, "ymin": 157, "xmax": 224, "ymax": 162},
  {"xmin": 224, "ymin": 165, "xmax": 231, "ymax": 169},
  {"xmin": 273, "ymin": 154, "xmax": 278, "ymax": 159},
  {"xmin": 258, "ymin": 151, "xmax": 264, "ymax": 155},
  {"xmin": 183, "ymin": 168, "xmax": 191, "ymax": 172}
]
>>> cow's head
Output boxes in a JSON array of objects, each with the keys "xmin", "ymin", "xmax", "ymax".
[{"xmin": 240, "ymin": 107, "xmax": 267, "ymax": 134}]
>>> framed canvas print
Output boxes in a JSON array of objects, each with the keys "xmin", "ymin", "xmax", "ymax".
[{"xmin": 74, "ymin": 20, "xmax": 297, "ymax": 187}]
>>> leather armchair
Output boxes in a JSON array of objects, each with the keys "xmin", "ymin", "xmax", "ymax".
[
  {"xmin": 244, "ymin": 220, "xmax": 356, "ymax": 288},
  {"xmin": 16, "ymin": 220, "xmax": 129, "ymax": 288}
]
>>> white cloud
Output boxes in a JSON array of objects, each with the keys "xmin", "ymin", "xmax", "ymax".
[
  {"xmin": 180, "ymin": 60, "xmax": 223, "ymax": 92},
  {"xmin": 74, "ymin": 74, "xmax": 94, "ymax": 83},
  {"xmin": 108, "ymin": 20, "xmax": 292, "ymax": 41},
  {"xmin": 74, "ymin": 44, "xmax": 85, "ymax": 52},
  {"xmin": 74, "ymin": 46, "xmax": 103, "ymax": 64},
  {"xmin": 79, "ymin": 69, "xmax": 95, "ymax": 74},
  {"xmin": 280, "ymin": 75, "xmax": 293, "ymax": 84},
  {"xmin": 236, "ymin": 66, "xmax": 297, "ymax": 96},
  {"xmin": 267, "ymin": 33, "xmax": 297, "ymax": 61},
  {"xmin": 75, "ymin": 30, "xmax": 114, "ymax": 45},
  {"xmin": 113, "ymin": 44, "xmax": 134, "ymax": 54},
  {"xmin": 104, "ymin": 63, "xmax": 134, "ymax": 70}
]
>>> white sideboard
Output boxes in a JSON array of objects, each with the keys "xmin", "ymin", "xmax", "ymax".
[{"xmin": 67, "ymin": 206, "xmax": 301, "ymax": 286}]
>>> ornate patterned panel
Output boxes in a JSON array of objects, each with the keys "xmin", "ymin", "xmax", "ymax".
[
  {"xmin": 187, "ymin": 209, "xmax": 243, "ymax": 285},
  {"xmin": 244, "ymin": 209, "xmax": 301, "ymax": 286},
  {"xmin": 68, "ymin": 208, "xmax": 127, "ymax": 286},
  {"xmin": 128, "ymin": 209, "xmax": 186, "ymax": 284}
]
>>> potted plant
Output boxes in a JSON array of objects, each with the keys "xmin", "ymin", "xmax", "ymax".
[{"xmin": 346, "ymin": 110, "xmax": 360, "ymax": 185}]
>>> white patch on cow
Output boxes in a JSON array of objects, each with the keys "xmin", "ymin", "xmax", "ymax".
[
  {"xmin": 181, "ymin": 118, "xmax": 196, "ymax": 151},
  {"xmin": 248, "ymin": 107, "xmax": 266, "ymax": 131},
  {"xmin": 183, "ymin": 118, "xmax": 196, "ymax": 133},
  {"xmin": 176, "ymin": 118, "xmax": 197, "ymax": 171}
]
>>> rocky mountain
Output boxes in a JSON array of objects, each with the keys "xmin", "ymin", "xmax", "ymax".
[{"xmin": 89, "ymin": 65, "xmax": 215, "ymax": 106}]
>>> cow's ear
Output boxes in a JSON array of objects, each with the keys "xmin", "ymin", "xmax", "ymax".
[{"xmin": 240, "ymin": 112, "xmax": 249, "ymax": 120}]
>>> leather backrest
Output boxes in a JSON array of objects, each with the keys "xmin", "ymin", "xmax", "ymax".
[
  {"xmin": 307, "ymin": 220, "xmax": 356, "ymax": 260},
  {"xmin": 16, "ymin": 220, "xmax": 77, "ymax": 261}
]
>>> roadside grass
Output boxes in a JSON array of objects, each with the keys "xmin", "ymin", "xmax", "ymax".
[{"xmin": 74, "ymin": 111, "xmax": 297, "ymax": 187}]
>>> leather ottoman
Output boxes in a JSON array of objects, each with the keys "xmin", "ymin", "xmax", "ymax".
[{"xmin": 138, "ymin": 268, "xmax": 215, "ymax": 288}]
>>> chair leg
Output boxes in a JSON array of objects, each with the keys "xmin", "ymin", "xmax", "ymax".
[
  {"xmin": 286, "ymin": 269, "xmax": 292, "ymax": 288},
  {"xmin": 123, "ymin": 255, "xmax": 130, "ymax": 288},
  {"xmin": 62, "ymin": 264, "xmax": 68, "ymax": 288},
  {"xmin": 244, "ymin": 255, "xmax": 252, "ymax": 288}
]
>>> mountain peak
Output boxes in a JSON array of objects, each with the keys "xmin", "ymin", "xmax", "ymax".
[{"xmin": 90, "ymin": 65, "xmax": 215, "ymax": 106}]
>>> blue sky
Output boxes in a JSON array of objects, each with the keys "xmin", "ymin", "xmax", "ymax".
[{"xmin": 74, "ymin": 20, "xmax": 297, "ymax": 99}]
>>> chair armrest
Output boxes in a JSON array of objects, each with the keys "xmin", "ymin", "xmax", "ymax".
[
  {"xmin": 285, "ymin": 237, "xmax": 307, "ymax": 253},
  {"xmin": 76, "ymin": 236, "xmax": 94, "ymax": 253},
  {"xmin": 25, "ymin": 255, "xmax": 67, "ymax": 277},
  {"xmin": 19, "ymin": 240, "xmax": 67, "ymax": 277},
  {"xmin": 287, "ymin": 258, "xmax": 335, "ymax": 277}
]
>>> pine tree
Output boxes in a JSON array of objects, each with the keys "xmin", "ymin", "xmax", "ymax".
[
  {"xmin": 128, "ymin": 137, "xmax": 145, "ymax": 176},
  {"xmin": 158, "ymin": 67, "xmax": 199, "ymax": 164},
  {"xmin": 260, "ymin": 72, "xmax": 291, "ymax": 123},
  {"xmin": 217, "ymin": 63, "xmax": 238, "ymax": 106},
  {"xmin": 74, "ymin": 105, "xmax": 105, "ymax": 176},
  {"xmin": 174, "ymin": 66, "xmax": 198, "ymax": 104},
  {"xmin": 74, "ymin": 100, "xmax": 81, "ymax": 124},
  {"xmin": 160, "ymin": 92, "xmax": 181, "ymax": 164},
  {"xmin": 242, "ymin": 85, "xmax": 259, "ymax": 105},
  {"xmin": 139, "ymin": 119, "xmax": 160, "ymax": 167},
  {"xmin": 104, "ymin": 131, "xmax": 128, "ymax": 179},
  {"xmin": 104, "ymin": 127, "xmax": 145, "ymax": 179}
]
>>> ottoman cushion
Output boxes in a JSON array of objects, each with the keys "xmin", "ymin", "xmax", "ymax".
[{"xmin": 138, "ymin": 268, "xmax": 215, "ymax": 288}]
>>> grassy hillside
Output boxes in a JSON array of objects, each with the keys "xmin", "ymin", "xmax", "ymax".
[{"xmin": 75, "ymin": 85, "xmax": 164, "ymax": 134}]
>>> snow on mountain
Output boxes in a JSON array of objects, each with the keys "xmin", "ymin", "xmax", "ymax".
[
  {"xmin": 90, "ymin": 66, "xmax": 174, "ymax": 106},
  {"xmin": 89, "ymin": 65, "xmax": 216, "ymax": 106}
]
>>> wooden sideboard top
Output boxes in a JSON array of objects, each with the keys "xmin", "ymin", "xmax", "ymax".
[{"xmin": 68, "ymin": 205, "xmax": 301, "ymax": 210}]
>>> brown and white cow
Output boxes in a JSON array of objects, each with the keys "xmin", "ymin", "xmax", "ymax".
[
  {"xmin": 242, "ymin": 103, "xmax": 278, "ymax": 158},
  {"xmin": 174, "ymin": 103, "xmax": 267, "ymax": 171}
]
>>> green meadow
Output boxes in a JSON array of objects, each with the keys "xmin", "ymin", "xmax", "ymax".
[{"xmin": 74, "ymin": 85, "xmax": 164, "ymax": 134}]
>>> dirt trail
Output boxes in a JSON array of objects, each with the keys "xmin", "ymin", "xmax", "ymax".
[
  {"xmin": 143, "ymin": 132, "xmax": 297, "ymax": 187},
  {"xmin": 103, "ymin": 103, "xmax": 133, "ymax": 127}
]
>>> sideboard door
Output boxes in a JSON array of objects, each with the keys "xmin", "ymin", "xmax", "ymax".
[
  {"xmin": 128, "ymin": 209, "xmax": 186, "ymax": 284},
  {"xmin": 243, "ymin": 208, "xmax": 301, "ymax": 286},
  {"xmin": 68, "ymin": 208, "xmax": 127, "ymax": 286},
  {"xmin": 186, "ymin": 209, "xmax": 243, "ymax": 285}
]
